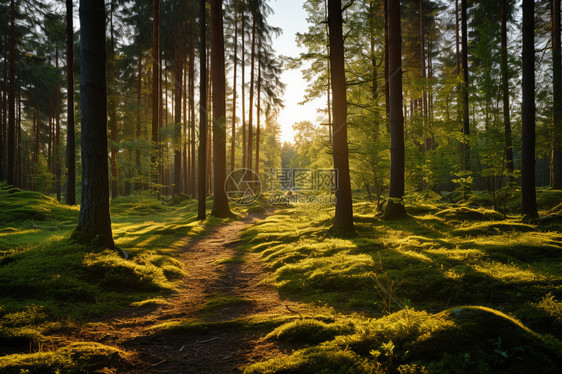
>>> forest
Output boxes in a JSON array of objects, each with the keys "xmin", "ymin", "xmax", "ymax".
[{"xmin": 0, "ymin": 0, "xmax": 561, "ymax": 372}]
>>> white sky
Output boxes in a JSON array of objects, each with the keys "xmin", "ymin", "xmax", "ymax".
[{"xmin": 268, "ymin": 0, "xmax": 325, "ymax": 144}]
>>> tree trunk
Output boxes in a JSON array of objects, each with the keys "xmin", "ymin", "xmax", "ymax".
[
  {"xmin": 231, "ymin": 2, "xmax": 238, "ymax": 172},
  {"xmin": 383, "ymin": 0, "xmax": 407, "ymax": 220},
  {"xmin": 241, "ymin": 6, "xmax": 246, "ymax": 168},
  {"xmin": 255, "ymin": 40, "xmax": 261, "ymax": 176},
  {"xmin": 521, "ymin": 0, "xmax": 538, "ymax": 218},
  {"xmin": 136, "ymin": 47, "xmax": 142, "ymax": 191},
  {"xmin": 55, "ymin": 49, "xmax": 61, "ymax": 201},
  {"xmin": 173, "ymin": 27, "xmax": 183, "ymax": 196},
  {"xmin": 108, "ymin": 1, "xmax": 118, "ymax": 198},
  {"xmin": 328, "ymin": 0, "xmax": 354, "ymax": 232},
  {"xmin": 189, "ymin": 17, "xmax": 196, "ymax": 197},
  {"xmin": 73, "ymin": 0, "xmax": 114, "ymax": 249},
  {"xmin": 151, "ymin": 0, "xmax": 160, "ymax": 195},
  {"xmin": 551, "ymin": 0, "xmax": 562, "ymax": 188},
  {"xmin": 247, "ymin": 16, "xmax": 256, "ymax": 171},
  {"xmin": 198, "ymin": 0, "xmax": 207, "ymax": 220},
  {"xmin": 210, "ymin": 0, "xmax": 231, "ymax": 218},
  {"xmin": 384, "ymin": 0, "xmax": 390, "ymax": 125},
  {"xmin": 461, "ymin": 0, "xmax": 470, "ymax": 170},
  {"xmin": 501, "ymin": 0, "xmax": 514, "ymax": 180},
  {"xmin": 66, "ymin": 0, "xmax": 76, "ymax": 204},
  {"xmin": 7, "ymin": 0, "xmax": 15, "ymax": 186}
]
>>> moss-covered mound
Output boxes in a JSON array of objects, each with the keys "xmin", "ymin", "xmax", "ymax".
[{"xmin": 434, "ymin": 207, "xmax": 504, "ymax": 221}]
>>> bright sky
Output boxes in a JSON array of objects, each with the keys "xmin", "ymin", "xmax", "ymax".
[{"xmin": 268, "ymin": 0, "xmax": 326, "ymax": 144}]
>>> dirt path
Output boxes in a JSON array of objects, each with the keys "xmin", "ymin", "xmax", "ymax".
[{"xmin": 69, "ymin": 212, "xmax": 302, "ymax": 373}]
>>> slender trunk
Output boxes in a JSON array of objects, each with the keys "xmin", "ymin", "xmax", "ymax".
[
  {"xmin": 34, "ymin": 87, "xmax": 40, "ymax": 166},
  {"xmin": 384, "ymin": 0, "xmax": 390, "ymax": 126},
  {"xmin": 501, "ymin": 0, "xmax": 514, "ymax": 179},
  {"xmin": 66, "ymin": 0, "xmax": 76, "ymax": 204},
  {"xmin": 325, "ymin": 0, "xmax": 332, "ymax": 139},
  {"xmin": 55, "ymin": 49, "xmax": 61, "ymax": 200},
  {"xmin": 210, "ymin": 0, "xmax": 231, "ymax": 217},
  {"xmin": 241, "ymin": 7, "xmax": 246, "ymax": 168},
  {"xmin": 189, "ymin": 17, "xmax": 196, "ymax": 197},
  {"xmin": 328, "ymin": 0, "xmax": 354, "ymax": 232},
  {"xmin": 7, "ymin": 0, "xmax": 16, "ymax": 186},
  {"xmin": 183, "ymin": 50, "xmax": 188, "ymax": 194},
  {"xmin": 74, "ymin": 0, "xmax": 114, "ymax": 249},
  {"xmin": 247, "ymin": 17, "xmax": 255, "ymax": 171},
  {"xmin": 197, "ymin": 0, "xmax": 207, "ymax": 220},
  {"xmin": 151, "ymin": 0, "xmax": 160, "ymax": 195},
  {"xmin": 461, "ymin": 0, "xmax": 470, "ymax": 170},
  {"xmin": 136, "ymin": 48, "xmax": 142, "ymax": 190},
  {"xmin": 231, "ymin": 3, "xmax": 238, "ymax": 172},
  {"xmin": 551, "ymin": 0, "xmax": 562, "ymax": 188},
  {"xmin": 109, "ymin": 1, "xmax": 118, "ymax": 198},
  {"xmin": 521, "ymin": 0, "xmax": 538, "ymax": 218},
  {"xmin": 419, "ymin": 0, "xmax": 427, "ymax": 149},
  {"xmin": 383, "ymin": 0, "xmax": 407, "ymax": 219},
  {"xmin": 255, "ymin": 41, "xmax": 261, "ymax": 176},
  {"xmin": 173, "ymin": 27, "xmax": 183, "ymax": 196}
]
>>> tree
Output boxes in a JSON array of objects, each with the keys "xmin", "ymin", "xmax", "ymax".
[
  {"xmin": 461, "ymin": 0, "xmax": 469, "ymax": 171},
  {"xmin": 66, "ymin": 0, "xmax": 76, "ymax": 205},
  {"xmin": 210, "ymin": 0, "xmax": 231, "ymax": 218},
  {"xmin": 151, "ymin": 0, "xmax": 160, "ymax": 195},
  {"xmin": 197, "ymin": 0, "xmax": 207, "ymax": 220},
  {"xmin": 551, "ymin": 0, "xmax": 561, "ymax": 188},
  {"xmin": 383, "ymin": 0, "xmax": 407, "ymax": 219},
  {"xmin": 72, "ymin": 0, "xmax": 114, "ymax": 248},
  {"xmin": 521, "ymin": 0, "xmax": 538, "ymax": 218},
  {"xmin": 7, "ymin": 0, "xmax": 15, "ymax": 186},
  {"xmin": 327, "ymin": 0, "xmax": 353, "ymax": 232},
  {"xmin": 501, "ymin": 0, "xmax": 513, "ymax": 178}
]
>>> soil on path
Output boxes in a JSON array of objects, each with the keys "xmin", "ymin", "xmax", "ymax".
[{"xmin": 69, "ymin": 212, "xmax": 303, "ymax": 373}]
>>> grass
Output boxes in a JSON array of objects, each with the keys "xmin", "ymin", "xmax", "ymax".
[
  {"xmin": 240, "ymin": 190, "xmax": 562, "ymax": 373},
  {"xmin": 0, "ymin": 184, "xmax": 250, "ymax": 370}
]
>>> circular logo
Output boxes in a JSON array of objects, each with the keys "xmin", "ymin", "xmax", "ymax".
[{"xmin": 224, "ymin": 168, "xmax": 262, "ymax": 205}]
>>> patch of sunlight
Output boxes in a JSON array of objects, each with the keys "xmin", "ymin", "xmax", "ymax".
[
  {"xmin": 425, "ymin": 248, "xmax": 486, "ymax": 262},
  {"xmin": 471, "ymin": 261, "xmax": 546, "ymax": 283},
  {"xmin": 395, "ymin": 248, "xmax": 433, "ymax": 263}
]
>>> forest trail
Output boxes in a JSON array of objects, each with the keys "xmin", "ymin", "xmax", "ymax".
[{"xmin": 66, "ymin": 212, "xmax": 302, "ymax": 373}]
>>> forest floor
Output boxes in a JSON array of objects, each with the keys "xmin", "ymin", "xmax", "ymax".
[
  {"xmin": 1, "ymin": 186, "xmax": 562, "ymax": 373},
  {"xmin": 63, "ymin": 210, "xmax": 306, "ymax": 373}
]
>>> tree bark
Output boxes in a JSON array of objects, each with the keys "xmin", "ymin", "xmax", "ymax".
[
  {"xmin": 501, "ymin": 0, "xmax": 514, "ymax": 180},
  {"xmin": 328, "ymin": 0, "xmax": 354, "ymax": 232},
  {"xmin": 55, "ymin": 49, "xmax": 61, "ymax": 201},
  {"xmin": 151, "ymin": 0, "xmax": 160, "ymax": 195},
  {"xmin": 461, "ymin": 0, "xmax": 470, "ymax": 170},
  {"xmin": 255, "ymin": 40, "xmax": 261, "ymax": 176},
  {"xmin": 73, "ymin": 0, "xmax": 114, "ymax": 249},
  {"xmin": 189, "ymin": 16, "xmax": 196, "ymax": 197},
  {"xmin": 135, "ymin": 47, "xmax": 142, "ymax": 190},
  {"xmin": 108, "ymin": 0, "xmax": 118, "ymax": 198},
  {"xmin": 7, "ymin": 0, "xmax": 16, "ymax": 186},
  {"xmin": 521, "ymin": 0, "xmax": 538, "ymax": 218},
  {"xmin": 551, "ymin": 0, "xmax": 562, "ymax": 188},
  {"xmin": 383, "ymin": 0, "xmax": 407, "ymax": 219},
  {"xmin": 198, "ymin": 0, "xmax": 208, "ymax": 220},
  {"xmin": 210, "ymin": 0, "xmax": 231, "ymax": 218},
  {"xmin": 247, "ymin": 16, "xmax": 256, "ymax": 171},
  {"xmin": 66, "ymin": 0, "xmax": 76, "ymax": 205},
  {"xmin": 231, "ymin": 2, "xmax": 238, "ymax": 172}
]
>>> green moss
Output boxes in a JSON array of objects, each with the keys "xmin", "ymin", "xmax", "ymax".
[{"xmin": 265, "ymin": 318, "xmax": 354, "ymax": 345}]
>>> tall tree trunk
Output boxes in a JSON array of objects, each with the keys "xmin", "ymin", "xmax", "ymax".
[
  {"xmin": 189, "ymin": 17, "xmax": 196, "ymax": 197},
  {"xmin": 383, "ymin": 0, "xmax": 407, "ymax": 219},
  {"xmin": 461, "ymin": 0, "xmax": 470, "ymax": 170},
  {"xmin": 255, "ymin": 41, "xmax": 261, "ymax": 176},
  {"xmin": 325, "ymin": 0, "xmax": 332, "ymax": 139},
  {"xmin": 136, "ymin": 47, "xmax": 142, "ymax": 190},
  {"xmin": 108, "ymin": 0, "xmax": 118, "ymax": 198},
  {"xmin": 73, "ymin": 0, "xmax": 114, "ymax": 249},
  {"xmin": 247, "ymin": 16, "xmax": 256, "ymax": 171},
  {"xmin": 1, "ymin": 53, "xmax": 5, "ymax": 182},
  {"xmin": 7, "ymin": 0, "xmax": 15, "ymax": 186},
  {"xmin": 551, "ymin": 0, "xmax": 562, "ymax": 188},
  {"xmin": 55, "ymin": 49, "xmax": 61, "ymax": 201},
  {"xmin": 198, "ymin": 0, "xmax": 208, "ymax": 220},
  {"xmin": 66, "ymin": 0, "xmax": 76, "ymax": 205},
  {"xmin": 521, "ymin": 0, "xmax": 538, "ymax": 218},
  {"xmin": 34, "ymin": 87, "xmax": 40, "ymax": 166},
  {"xmin": 210, "ymin": 0, "xmax": 231, "ymax": 217},
  {"xmin": 384, "ymin": 0, "xmax": 390, "ymax": 126},
  {"xmin": 501, "ymin": 0, "xmax": 514, "ymax": 181},
  {"xmin": 152, "ymin": 0, "xmax": 160, "ymax": 195},
  {"xmin": 419, "ymin": 0, "xmax": 427, "ymax": 150},
  {"xmin": 328, "ymin": 0, "xmax": 354, "ymax": 232},
  {"xmin": 241, "ymin": 6, "xmax": 246, "ymax": 168},
  {"xmin": 231, "ymin": 2, "xmax": 238, "ymax": 172},
  {"xmin": 173, "ymin": 27, "xmax": 183, "ymax": 196}
]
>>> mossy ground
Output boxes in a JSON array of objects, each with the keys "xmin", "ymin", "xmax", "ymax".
[
  {"xmin": 1, "ymin": 184, "xmax": 561, "ymax": 373},
  {"xmin": 241, "ymin": 190, "xmax": 562, "ymax": 373}
]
